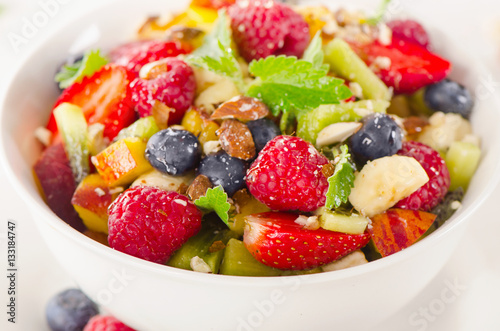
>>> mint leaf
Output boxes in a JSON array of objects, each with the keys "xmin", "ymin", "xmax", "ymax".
[
  {"xmin": 188, "ymin": 10, "xmax": 244, "ymax": 91},
  {"xmin": 302, "ymin": 31, "xmax": 329, "ymax": 71},
  {"xmin": 55, "ymin": 49, "xmax": 108, "ymax": 89},
  {"xmin": 367, "ymin": 0, "xmax": 392, "ymax": 25},
  {"xmin": 325, "ymin": 145, "xmax": 355, "ymax": 209},
  {"xmin": 246, "ymin": 56, "xmax": 352, "ymax": 117},
  {"xmin": 194, "ymin": 186, "xmax": 231, "ymax": 225}
]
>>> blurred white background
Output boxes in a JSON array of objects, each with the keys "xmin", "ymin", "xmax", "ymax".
[{"xmin": 0, "ymin": 0, "xmax": 499, "ymax": 330}]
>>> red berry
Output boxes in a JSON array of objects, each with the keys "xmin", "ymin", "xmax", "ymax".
[
  {"xmin": 396, "ymin": 141, "xmax": 450, "ymax": 211},
  {"xmin": 387, "ymin": 19, "xmax": 430, "ymax": 49},
  {"xmin": 349, "ymin": 37, "xmax": 451, "ymax": 94},
  {"xmin": 228, "ymin": 0, "xmax": 310, "ymax": 62},
  {"xmin": 84, "ymin": 315, "xmax": 135, "ymax": 331},
  {"xmin": 47, "ymin": 65, "xmax": 137, "ymax": 140},
  {"xmin": 109, "ymin": 40, "xmax": 190, "ymax": 75},
  {"xmin": 131, "ymin": 58, "xmax": 196, "ymax": 125},
  {"xmin": 108, "ymin": 186, "xmax": 202, "ymax": 264},
  {"xmin": 244, "ymin": 212, "xmax": 371, "ymax": 270},
  {"xmin": 246, "ymin": 136, "xmax": 329, "ymax": 212}
]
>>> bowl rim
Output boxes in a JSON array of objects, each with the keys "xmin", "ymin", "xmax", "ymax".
[{"xmin": 1, "ymin": 0, "xmax": 500, "ymax": 287}]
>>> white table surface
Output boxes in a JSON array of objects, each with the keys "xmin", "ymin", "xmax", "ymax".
[{"xmin": 0, "ymin": 1, "xmax": 500, "ymax": 330}]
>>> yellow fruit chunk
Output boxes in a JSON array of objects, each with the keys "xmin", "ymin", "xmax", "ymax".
[
  {"xmin": 71, "ymin": 174, "xmax": 120, "ymax": 234},
  {"xmin": 91, "ymin": 137, "xmax": 152, "ymax": 187},
  {"xmin": 181, "ymin": 109, "xmax": 220, "ymax": 146},
  {"xmin": 199, "ymin": 121, "xmax": 219, "ymax": 145},
  {"xmin": 229, "ymin": 190, "xmax": 270, "ymax": 236},
  {"xmin": 182, "ymin": 109, "xmax": 204, "ymax": 136}
]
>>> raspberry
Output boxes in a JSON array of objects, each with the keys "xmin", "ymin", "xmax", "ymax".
[
  {"xmin": 108, "ymin": 186, "xmax": 202, "ymax": 264},
  {"xmin": 246, "ymin": 136, "xmax": 329, "ymax": 212},
  {"xmin": 228, "ymin": 0, "xmax": 310, "ymax": 62},
  {"xmin": 131, "ymin": 58, "xmax": 196, "ymax": 125},
  {"xmin": 109, "ymin": 40, "xmax": 190, "ymax": 74},
  {"xmin": 396, "ymin": 141, "xmax": 450, "ymax": 211},
  {"xmin": 83, "ymin": 315, "xmax": 135, "ymax": 331},
  {"xmin": 387, "ymin": 19, "xmax": 430, "ymax": 49}
]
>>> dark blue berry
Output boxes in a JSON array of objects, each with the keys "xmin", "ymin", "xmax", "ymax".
[
  {"xmin": 198, "ymin": 151, "xmax": 246, "ymax": 196},
  {"xmin": 349, "ymin": 113, "xmax": 403, "ymax": 164},
  {"xmin": 146, "ymin": 128, "xmax": 201, "ymax": 176},
  {"xmin": 46, "ymin": 289, "xmax": 98, "ymax": 331},
  {"xmin": 246, "ymin": 118, "xmax": 281, "ymax": 152},
  {"xmin": 424, "ymin": 79, "xmax": 474, "ymax": 118}
]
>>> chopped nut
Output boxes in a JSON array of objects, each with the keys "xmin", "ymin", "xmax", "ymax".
[
  {"xmin": 211, "ymin": 96, "xmax": 269, "ymax": 122},
  {"xmin": 316, "ymin": 122, "xmax": 362, "ymax": 147},
  {"xmin": 139, "ymin": 59, "xmax": 168, "ymax": 80},
  {"xmin": 403, "ymin": 116, "xmax": 430, "ymax": 136},
  {"xmin": 450, "ymin": 200, "xmax": 462, "ymax": 210},
  {"xmin": 203, "ymin": 140, "xmax": 222, "ymax": 155},
  {"xmin": 322, "ymin": 250, "xmax": 368, "ymax": 272},
  {"xmin": 109, "ymin": 187, "xmax": 124, "ymax": 195},
  {"xmin": 94, "ymin": 187, "xmax": 106, "ymax": 197},
  {"xmin": 322, "ymin": 163, "xmax": 335, "ymax": 178},
  {"xmin": 186, "ymin": 174, "xmax": 213, "ymax": 201},
  {"xmin": 208, "ymin": 240, "xmax": 226, "ymax": 253},
  {"xmin": 377, "ymin": 23, "xmax": 392, "ymax": 46},
  {"xmin": 294, "ymin": 215, "xmax": 320, "ymax": 230},
  {"xmin": 217, "ymin": 119, "xmax": 256, "ymax": 160},
  {"xmin": 349, "ymin": 82, "xmax": 364, "ymax": 99},
  {"xmin": 177, "ymin": 182, "xmax": 189, "ymax": 195},
  {"xmin": 165, "ymin": 26, "xmax": 204, "ymax": 43},
  {"xmin": 88, "ymin": 123, "xmax": 109, "ymax": 155},
  {"xmin": 152, "ymin": 100, "xmax": 172, "ymax": 130},
  {"xmin": 232, "ymin": 188, "xmax": 252, "ymax": 213},
  {"xmin": 370, "ymin": 56, "xmax": 392, "ymax": 72},
  {"xmin": 190, "ymin": 256, "xmax": 212, "ymax": 273},
  {"xmin": 34, "ymin": 127, "xmax": 53, "ymax": 147}
]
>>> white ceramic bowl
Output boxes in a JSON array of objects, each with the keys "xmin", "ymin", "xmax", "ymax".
[{"xmin": 2, "ymin": 1, "xmax": 500, "ymax": 330}]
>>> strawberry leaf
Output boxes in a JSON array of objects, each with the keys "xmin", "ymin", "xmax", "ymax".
[
  {"xmin": 194, "ymin": 186, "xmax": 231, "ymax": 225},
  {"xmin": 55, "ymin": 49, "xmax": 108, "ymax": 89},
  {"xmin": 246, "ymin": 55, "xmax": 352, "ymax": 117},
  {"xmin": 188, "ymin": 10, "xmax": 244, "ymax": 91},
  {"xmin": 326, "ymin": 145, "xmax": 355, "ymax": 209}
]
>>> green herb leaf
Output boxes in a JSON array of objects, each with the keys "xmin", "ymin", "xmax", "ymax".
[
  {"xmin": 194, "ymin": 186, "xmax": 232, "ymax": 225},
  {"xmin": 302, "ymin": 31, "xmax": 329, "ymax": 71},
  {"xmin": 246, "ymin": 55, "xmax": 352, "ymax": 117},
  {"xmin": 55, "ymin": 49, "xmax": 108, "ymax": 89},
  {"xmin": 325, "ymin": 145, "xmax": 355, "ymax": 209},
  {"xmin": 187, "ymin": 10, "xmax": 244, "ymax": 91},
  {"xmin": 367, "ymin": 0, "xmax": 392, "ymax": 25}
]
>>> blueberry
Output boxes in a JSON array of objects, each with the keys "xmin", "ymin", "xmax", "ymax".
[
  {"xmin": 246, "ymin": 118, "xmax": 281, "ymax": 152},
  {"xmin": 349, "ymin": 113, "xmax": 403, "ymax": 164},
  {"xmin": 146, "ymin": 128, "xmax": 201, "ymax": 176},
  {"xmin": 424, "ymin": 79, "xmax": 474, "ymax": 118},
  {"xmin": 46, "ymin": 289, "xmax": 98, "ymax": 331},
  {"xmin": 198, "ymin": 151, "xmax": 247, "ymax": 196}
]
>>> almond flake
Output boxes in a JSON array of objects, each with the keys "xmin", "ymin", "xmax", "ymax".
[
  {"xmin": 34, "ymin": 127, "xmax": 53, "ymax": 147},
  {"xmin": 190, "ymin": 256, "xmax": 212, "ymax": 273},
  {"xmin": 152, "ymin": 100, "xmax": 172, "ymax": 130},
  {"xmin": 186, "ymin": 174, "xmax": 213, "ymax": 201},
  {"xmin": 294, "ymin": 215, "xmax": 320, "ymax": 230},
  {"xmin": 217, "ymin": 119, "xmax": 256, "ymax": 160},
  {"xmin": 211, "ymin": 96, "xmax": 269, "ymax": 122},
  {"xmin": 316, "ymin": 122, "xmax": 362, "ymax": 147}
]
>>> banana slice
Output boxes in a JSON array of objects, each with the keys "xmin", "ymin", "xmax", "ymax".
[{"xmin": 349, "ymin": 155, "xmax": 429, "ymax": 217}]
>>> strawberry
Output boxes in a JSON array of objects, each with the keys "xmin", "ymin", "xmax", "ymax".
[
  {"xmin": 349, "ymin": 37, "xmax": 451, "ymax": 94},
  {"xmin": 47, "ymin": 65, "xmax": 137, "ymax": 140},
  {"xmin": 244, "ymin": 212, "xmax": 370, "ymax": 270}
]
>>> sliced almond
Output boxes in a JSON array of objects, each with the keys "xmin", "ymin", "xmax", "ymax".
[
  {"xmin": 194, "ymin": 78, "xmax": 240, "ymax": 113},
  {"xmin": 166, "ymin": 26, "xmax": 204, "ymax": 43},
  {"xmin": 152, "ymin": 101, "xmax": 172, "ymax": 130},
  {"xmin": 316, "ymin": 122, "xmax": 362, "ymax": 147},
  {"xmin": 139, "ymin": 59, "xmax": 169, "ymax": 80},
  {"xmin": 322, "ymin": 250, "xmax": 368, "ymax": 272},
  {"xmin": 217, "ymin": 119, "xmax": 256, "ymax": 160},
  {"xmin": 186, "ymin": 174, "xmax": 213, "ymax": 201},
  {"xmin": 203, "ymin": 140, "xmax": 222, "ymax": 155},
  {"xmin": 211, "ymin": 96, "xmax": 269, "ymax": 122}
]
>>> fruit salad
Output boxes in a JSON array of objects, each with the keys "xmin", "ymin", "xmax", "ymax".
[{"xmin": 33, "ymin": 0, "xmax": 481, "ymax": 276}]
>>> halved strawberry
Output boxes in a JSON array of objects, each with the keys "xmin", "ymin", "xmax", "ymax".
[
  {"xmin": 349, "ymin": 37, "xmax": 451, "ymax": 94},
  {"xmin": 109, "ymin": 40, "xmax": 191, "ymax": 74},
  {"xmin": 244, "ymin": 212, "xmax": 371, "ymax": 270},
  {"xmin": 47, "ymin": 65, "xmax": 137, "ymax": 140}
]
